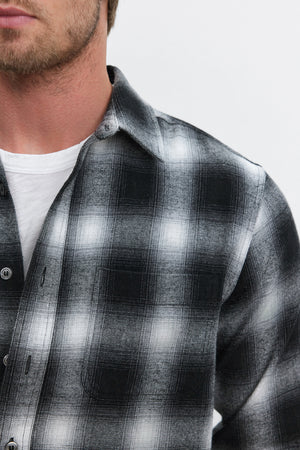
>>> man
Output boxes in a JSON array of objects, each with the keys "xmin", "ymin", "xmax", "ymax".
[{"xmin": 0, "ymin": 0, "xmax": 298, "ymax": 448}]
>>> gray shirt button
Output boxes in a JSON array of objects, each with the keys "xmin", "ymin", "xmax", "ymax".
[
  {"xmin": 0, "ymin": 267, "xmax": 13, "ymax": 280},
  {"xmin": 4, "ymin": 438, "xmax": 18, "ymax": 449},
  {"xmin": 3, "ymin": 354, "xmax": 8, "ymax": 366}
]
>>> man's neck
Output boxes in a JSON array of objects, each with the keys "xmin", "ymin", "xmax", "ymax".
[{"xmin": 0, "ymin": 47, "xmax": 112, "ymax": 155}]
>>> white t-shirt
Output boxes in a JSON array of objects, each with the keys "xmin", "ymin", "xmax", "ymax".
[{"xmin": 0, "ymin": 135, "xmax": 92, "ymax": 278}]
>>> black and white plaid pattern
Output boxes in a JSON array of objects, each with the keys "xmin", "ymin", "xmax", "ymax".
[{"xmin": 0, "ymin": 65, "xmax": 299, "ymax": 449}]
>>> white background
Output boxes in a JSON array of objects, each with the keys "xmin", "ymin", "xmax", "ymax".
[{"xmin": 107, "ymin": 0, "xmax": 300, "ymax": 237}]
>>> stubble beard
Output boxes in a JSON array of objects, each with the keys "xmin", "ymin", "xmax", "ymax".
[{"xmin": 0, "ymin": 0, "xmax": 101, "ymax": 89}]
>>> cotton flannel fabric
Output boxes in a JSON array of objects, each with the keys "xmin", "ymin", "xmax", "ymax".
[{"xmin": 0, "ymin": 65, "xmax": 299, "ymax": 449}]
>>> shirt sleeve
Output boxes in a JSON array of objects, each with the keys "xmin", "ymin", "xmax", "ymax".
[{"xmin": 212, "ymin": 171, "xmax": 300, "ymax": 449}]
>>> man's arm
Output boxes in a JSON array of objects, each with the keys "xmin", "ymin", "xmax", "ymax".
[{"xmin": 212, "ymin": 172, "xmax": 300, "ymax": 449}]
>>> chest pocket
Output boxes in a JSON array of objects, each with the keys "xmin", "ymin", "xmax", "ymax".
[{"xmin": 80, "ymin": 266, "xmax": 221, "ymax": 405}]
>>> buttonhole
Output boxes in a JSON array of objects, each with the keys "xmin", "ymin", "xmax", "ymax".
[
  {"xmin": 25, "ymin": 355, "xmax": 31, "ymax": 375},
  {"xmin": 0, "ymin": 184, "xmax": 6, "ymax": 196},
  {"xmin": 40, "ymin": 266, "xmax": 46, "ymax": 287}
]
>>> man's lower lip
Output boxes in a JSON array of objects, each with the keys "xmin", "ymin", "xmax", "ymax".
[{"xmin": 0, "ymin": 15, "xmax": 36, "ymax": 28}]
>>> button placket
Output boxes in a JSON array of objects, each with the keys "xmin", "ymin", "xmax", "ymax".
[{"xmin": 0, "ymin": 177, "xmax": 76, "ymax": 449}]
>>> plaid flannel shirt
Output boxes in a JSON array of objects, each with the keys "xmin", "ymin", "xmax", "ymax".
[{"xmin": 0, "ymin": 65, "xmax": 299, "ymax": 449}]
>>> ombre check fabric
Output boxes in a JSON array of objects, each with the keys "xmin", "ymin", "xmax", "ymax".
[{"xmin": 0, "ymin": 65, "xmax": 299, "ymax": 449}]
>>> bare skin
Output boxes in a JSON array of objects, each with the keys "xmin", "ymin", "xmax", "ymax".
[{"xmin": 0, "ymin": 0, "xmax": 112, "ymax": 154}]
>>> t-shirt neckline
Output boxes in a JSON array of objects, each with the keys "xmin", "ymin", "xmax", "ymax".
[{"xmin": 0, "ymin": 134, "xmax": 92, "ymax": 174}]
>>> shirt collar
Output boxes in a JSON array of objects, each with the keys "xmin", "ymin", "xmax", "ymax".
[{"xmin": 94, "ymin": 65, "xmax": 164, "ymax": 162}]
